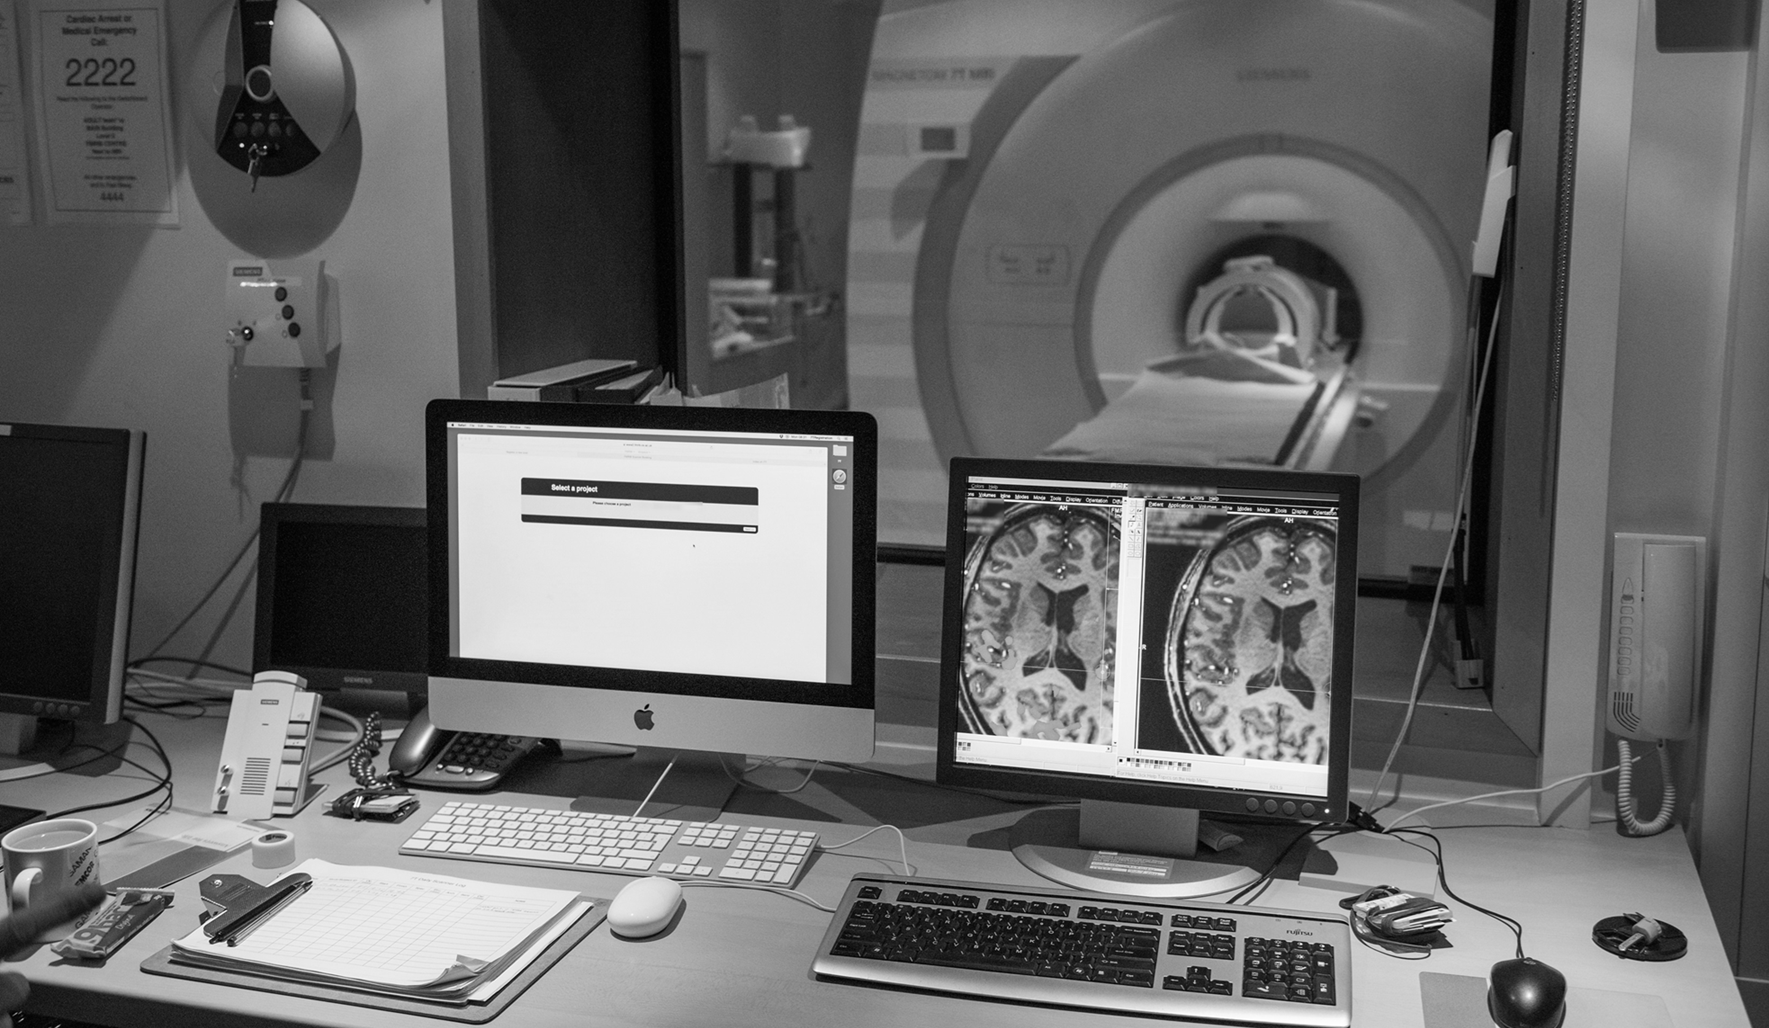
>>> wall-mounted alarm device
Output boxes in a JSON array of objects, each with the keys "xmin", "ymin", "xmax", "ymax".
[
  {"xmin": 215, "ymin": 0, "xmax": 354, "ymax": 188},
  {"xmin": 227, "ymin": 259, "xmax": 338, "ymax": 368}
]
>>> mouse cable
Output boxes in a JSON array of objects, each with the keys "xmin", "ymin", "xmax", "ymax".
[
  {"xmin": 1380, "ymin": 752, "xmax": 1646, "ymax": 831},
  {"xmin": 1224, "ymin": 821, "xmax": 1362, "ymax": 906},
  {"xmin": 818, "ymin": 823, "xmax": 913, "ymax": 878},
  {"xmin": 1385, "ymin": 827, "xmax": 1524, "ymax": 960},
  {"xmin": 1365, "ymin": 281, "xmax": 1504, "ymax": 813},
  {"xmin": 676, "ymin": 878, "xmax": 837, "ymax": 913}
]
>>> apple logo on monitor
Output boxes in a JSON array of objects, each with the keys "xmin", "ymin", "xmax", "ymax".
[{"xmin": 634, "ymin": 704, "xmax": 654, "ymax": 731}]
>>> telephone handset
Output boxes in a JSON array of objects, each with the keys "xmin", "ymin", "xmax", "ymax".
[
  {"xmin": 387, "ymin": 709, "xmax": 540, "ymax": 792},
  {"xmin": 1605, "ymin": 534, "xmax": 1705, "ymax": 836},
  {"xmin": 213, "ymin": 670, "xmax": 321, "ymax": 819}
]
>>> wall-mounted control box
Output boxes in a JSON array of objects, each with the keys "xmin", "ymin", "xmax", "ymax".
[{"xmin": 226, "ymin": 259, "xmax": 338, "ymax": 368}]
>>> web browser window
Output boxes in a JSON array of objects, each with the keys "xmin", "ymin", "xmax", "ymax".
[{"xmin": 447, "ymin": 421, "xmax": 857, "ymax": 685}]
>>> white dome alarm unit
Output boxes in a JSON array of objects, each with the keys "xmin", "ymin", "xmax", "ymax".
[{"xmin": 214, "ymin": 0, "xmax": 354, "ymax": 188}]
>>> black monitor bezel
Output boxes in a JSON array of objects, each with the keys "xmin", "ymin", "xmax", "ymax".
[
  {"xmin": 935, "ymin": 457, "xmax": 1358, "ymax": 823},
  {"xmin": 0, "ymin": 422, "xmax": 141, "ymax": 726},
  {"xmin": 425, "ymin": 398, "xmax": 877, "ymax": 711},
  {"xmin": 253, "ymin": 502, "xmax": 429, "ymax": 694}
]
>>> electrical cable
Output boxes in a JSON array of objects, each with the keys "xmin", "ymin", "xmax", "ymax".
[
  {"xmin": 1365, "ymin": 280, "xmax": 1504, "ymax": 811},
  {"xmin": 311, "ymin": 706, "xmax": 368, "ymax": 775},
  {"xmin": 634, "ymin": 753, "xmax": 680, "ymax": 818},
  {"xmin": 1381, "ymin": 753, "xmax": 1644, "ymax": 831},
  {"xmin": 677, "ymin": 878, "xmax": 837, "ymax": 914},
  {"xmin": 1386, "ymin": 827, "xmax": 1524, "ymax": 960},
  {"xmin": 829, "ymin": 761, "xmax": 1079, "ymax": 807},
  {"xmin": 1615, "ymin": 738, "xmax": 1675, "ymax": 836},
  {"xmin": 721, "ymin": 756, "xmax": 821, "ymax": 794},
  {"xmin": 142, "ymin": 402, "xmax": 309, "ymax": 664},
  {"xmin": 818, "ymin": 823, "xmax": 913, "ymax": 877},
  {"xmin": 127, "ymin": 656, "xmax": 252, "ymax": 678}
]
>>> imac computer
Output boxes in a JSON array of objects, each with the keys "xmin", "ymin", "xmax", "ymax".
[
  {"xmin": 937, "ymin": 458, "xmax": 1357, "ymax": 897},
  {"xmin": 0, "ymin": 422, "xmax": 144, "ymax": 758},
  {"xmin": 254, "ymin": 503, "xmax": 429, "ymax": 699},
  {"xmin": 425, "ymin": 399, "xmax": 876, "ymax": 816}
]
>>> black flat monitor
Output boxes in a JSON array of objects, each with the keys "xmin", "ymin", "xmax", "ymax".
[
  {"xmin": 0, "ymin": 422, "xmax": 144, "ymax": 755},
  {"xmin": 425, "ymin": 399, "xmax": 876, "ymax": 817},
  {"xmin": 937, "ymin": 458, "xmax": 1357, "ymax": 897},
  {"xmin": 253, "ymin": 503, "xmax": 429, "ymax": 695}
]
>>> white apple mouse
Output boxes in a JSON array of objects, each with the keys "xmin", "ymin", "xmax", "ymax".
[{"xmin": 607, "ymin": 876, "xmax": 684, "ymax": 939}]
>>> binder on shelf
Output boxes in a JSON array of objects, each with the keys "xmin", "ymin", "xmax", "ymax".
[
  {"xmin": 488, "ymin": 359, "xmax": 638, "ymax": 401},
  {"xmin": 577, "ymin": 365, "xmax": 663, "ymax": 404}
]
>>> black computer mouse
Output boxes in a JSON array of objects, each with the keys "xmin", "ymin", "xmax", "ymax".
[{"xmin": 1488, "ymin": 957, "xmax": 1567, "ymax": 1028}]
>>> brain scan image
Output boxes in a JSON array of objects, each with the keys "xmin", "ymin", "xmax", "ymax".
[
  {"xmin": 1159, "ymin": 517, "xmax": 1337, "ymax": 764},
  {"xmin": 958, "ymin": 503, "xmax": 1119, "ymax": 745}
]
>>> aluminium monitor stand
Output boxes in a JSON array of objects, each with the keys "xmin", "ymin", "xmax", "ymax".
[
  {"xmin": 567, "ymin": 747, "xmax": 743, "ymax": 824},
  {"xmin": 1011, "ymin": 800, "xmax": 1316, "ymax": 899}
]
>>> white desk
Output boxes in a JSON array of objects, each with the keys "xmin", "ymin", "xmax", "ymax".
[{"xmin": 2, "ymin": 709, "xmax": 1751, "ymax": 1027}]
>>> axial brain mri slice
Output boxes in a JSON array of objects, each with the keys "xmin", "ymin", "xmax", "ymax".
[
  {"xmin": 1166, "ymin": 518, "xmax": 1336, "ymax": 763},
  {"xmin": 959, "ymin": 504, "xmax": 1119, "ymax": 745}
]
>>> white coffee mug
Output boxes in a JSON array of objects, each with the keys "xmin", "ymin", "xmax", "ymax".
[{"xmin": 2, "ymin": 817, "xmax": 101, "ymax": 942}]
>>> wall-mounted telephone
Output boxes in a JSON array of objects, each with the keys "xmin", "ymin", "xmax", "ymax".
[
  {"xmin": 1605, "ymin": 533, "xmax": 1705, "ymax": 835},
  {"xmin": 212, "ymin": 671, "xmax": 321, "ymax": 820},
  {"xmin": 386, "ymin": 709, "xmax": 541, "ymax": 792}
]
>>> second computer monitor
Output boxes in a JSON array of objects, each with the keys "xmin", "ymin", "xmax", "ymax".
[
  {"xmin": 937, "ymin": 458, "xmax": 1358, "ymax": 896},
  {"xmin": 425, "ymin": 399, "xmax": 876, "ymax": 810}
]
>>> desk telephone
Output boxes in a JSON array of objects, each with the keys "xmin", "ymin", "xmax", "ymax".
[{"xmin": 388, "ymin": 709, "xmax": 541, "ymax": 791}]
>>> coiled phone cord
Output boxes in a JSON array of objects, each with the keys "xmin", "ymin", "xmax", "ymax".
[{"xmin": 1615, "ymin": 738, "xmax": 1675, "ymax": 837}]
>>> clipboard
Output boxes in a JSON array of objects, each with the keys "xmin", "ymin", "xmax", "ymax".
[{"xmin": 141, "ymin": 897, "xmax": 607, "ymax": 1023}]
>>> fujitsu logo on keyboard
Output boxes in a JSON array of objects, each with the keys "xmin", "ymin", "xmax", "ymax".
[{"xmin": 1285, "ymin": 928, "xmax": 1314, "ymax": 937}]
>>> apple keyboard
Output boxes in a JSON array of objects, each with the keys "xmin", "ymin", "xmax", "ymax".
[{"xmin": 399, "ymin": 800, "xmax": 819, "ymax": 886}]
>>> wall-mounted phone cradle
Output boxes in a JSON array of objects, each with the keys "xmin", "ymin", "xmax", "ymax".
[
  {"xmin": 1607, "ymin": 533, "xmax": 1704, "ymax": 742},
  {"xmin": 215, "ymin": 0, "xmax": 354, "ymax": 190},
  {"xmin": 212, "ymin": 671, "xmax": 323, "ymax": 820},
  {"xmin": 226, "ymin": 258, "xmax": 338, "ymax": 368}
]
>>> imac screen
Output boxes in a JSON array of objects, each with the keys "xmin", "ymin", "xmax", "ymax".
[{"xmin": 425, "ymin": 399, "xmax": 876, "ymax": 767}]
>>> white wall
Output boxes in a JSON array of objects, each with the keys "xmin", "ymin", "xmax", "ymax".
[{"xmin": 0, "ymin": 0, "xmax": 458, "ymax": 671}]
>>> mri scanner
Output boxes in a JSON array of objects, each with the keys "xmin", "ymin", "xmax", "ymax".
[{"xmin": 845, "ymin": 0, "xmax": 1493, "ymax": 577}]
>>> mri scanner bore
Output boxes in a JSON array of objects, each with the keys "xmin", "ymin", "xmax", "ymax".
[{"xmin": 847, "ymin": 0, "xmax": 1492, "ymax": 577}]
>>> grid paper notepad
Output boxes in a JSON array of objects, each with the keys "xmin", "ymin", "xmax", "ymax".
[{"xmin": 170, "ymin": 859, "xmax": 581, "ymax": 991}]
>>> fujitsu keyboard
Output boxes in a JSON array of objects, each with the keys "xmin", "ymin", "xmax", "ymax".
[
  {"xmin": 813, "ymin": 874, "xmax": 1352, "ymax": 1027},
  {"xmin": 399, "ymin": 800, "xmax": 819, "ymax": 886}
]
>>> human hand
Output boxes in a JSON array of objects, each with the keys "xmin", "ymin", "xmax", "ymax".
[
  {"xmin": 0, "ymin": 967, "xmax": 26, "ymax": 1028},
  {"xmin": 0, "ymin": 882, "xmax": 107, "ymax": 1027}
]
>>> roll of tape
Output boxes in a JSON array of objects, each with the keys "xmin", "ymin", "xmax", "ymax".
[{"xmin": 251, "ymin": 830, "xmax": 296, "ymax": 869}]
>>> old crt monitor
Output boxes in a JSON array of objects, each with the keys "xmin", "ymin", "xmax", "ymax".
[
  {"xmin": 253, "ymin": 503, "xmax": 428, "ymax": 696},
  {"xmin": 0, "ymin": 423, "xmax": 144, "ymax": 755},
  {"xmin": 937, "ymin": 458, "xmax": 1357, "ymax": 896},
  {"xmin": 425, "ymin": 399, "xmax": 876, "ymax": 814}
]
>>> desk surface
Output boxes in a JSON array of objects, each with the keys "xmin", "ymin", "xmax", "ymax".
[{"xmin": 2, "ymin": 709, "xmax": 1750, "ymax": 1028}]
